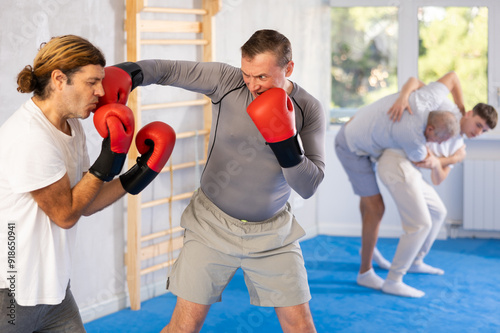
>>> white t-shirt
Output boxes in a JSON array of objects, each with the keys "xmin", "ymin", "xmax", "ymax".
[
  {"xmin": 0, "ymin": 98, "xmax": 90, "ymax": 306},
  {"xmin": 345, "ymin": 82, "xmax": 451, "ymax": 162},
  {"xmin": 427, "ymin": 136, "xmax": 464, "ymax": 159}
]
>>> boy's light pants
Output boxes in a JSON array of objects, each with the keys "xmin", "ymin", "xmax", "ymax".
[{"xmin": 378, "ymin": 149, "xmax": 447, "ymax": 281}]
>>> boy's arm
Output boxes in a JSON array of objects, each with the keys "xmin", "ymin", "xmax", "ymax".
[
  {"xmin": 388, "ymin": 77, "xmax": 425, "ymax": 122},
  {"xmin": 437, "ymin": 71, "xmax": 465, "ymax": 115},
  {"xmin": 414, "ymin": 149, "xmax": 451, "ymax": 185},
  {"xmin": 438, "ymin": 144, "xmax": 466, "ymax": 168}
]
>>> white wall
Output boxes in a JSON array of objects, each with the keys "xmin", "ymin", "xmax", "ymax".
[
  {"xmin": 0, "ymin": 0, "xmax": 126, "ymax": 126},
  {"xmin": 0, "ymin": 0, "xmax": 330, "ymax": 322}
]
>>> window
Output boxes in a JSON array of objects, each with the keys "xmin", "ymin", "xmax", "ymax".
[
  {"xmin": 418, "ymin": 6, "xmax": 488, "ymax": 108},
  {"xmin": 329, "ymin": 0, "xmax": 499, "ymax": 127},
  {"xmin": 330, "ymin": 7, "xmax": 398, "ymax": 124}
]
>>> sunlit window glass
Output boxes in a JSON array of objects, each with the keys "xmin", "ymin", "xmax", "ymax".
[
  {"xmin": 418, "ymin": 7, "xmax": 488, "ymax": 107},
  {"xmin": 330, "ymin": 7, "xmax": 398, "ymax": 124}
]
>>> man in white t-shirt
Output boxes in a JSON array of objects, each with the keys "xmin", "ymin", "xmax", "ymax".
[
  {"xmin": 0, "ymin": 35, "xmax": 175, "ymax": 332},
  {"xmin": 375, "ymin": 72, "xmax": 498, "ymax": 298}
]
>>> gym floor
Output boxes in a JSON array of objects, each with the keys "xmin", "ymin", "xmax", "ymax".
[{"xmin": 85, "ymin": 235, "xmax": 500, "ymax": 332}]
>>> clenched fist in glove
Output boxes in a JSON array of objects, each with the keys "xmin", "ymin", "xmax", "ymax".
[
  {"xmin": 247, "ymin": 88, "xmax": 304, "ymax": 168},
  {"xmin": 120, "ymin": 121, "xmax": 176, "ymax": 195},
  {"xmin": 97, "ymin": 62, "xmax": 144, "ymax": 108},
  {"xmin": 89, "ymin": 103, "xmax": 135, "ymax": 181}
]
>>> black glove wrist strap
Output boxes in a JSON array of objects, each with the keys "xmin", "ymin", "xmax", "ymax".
[
  {"xmin": 267, "ymin": 134, "xmax": 304, "ymax": 168},
  {"xmin": 89, "ymin": 137, "xmax": 126, "ymax": 182},
  {"xmin": 114, "ymin": 62, "xmax": 144, "ymax": 91}
]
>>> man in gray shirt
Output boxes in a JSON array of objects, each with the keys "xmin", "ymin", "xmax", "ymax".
[
  {"xmin": 335, "ymin": 77, "xmax": 459, "ymax": 292},
  {"xmin": 101, "ymin": 29, "xmax": 325, "ymax": 332}
]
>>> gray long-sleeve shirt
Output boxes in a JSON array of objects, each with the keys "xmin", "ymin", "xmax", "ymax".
[{"xmin": 137, "ymin": 60, "xmax": 325, "ymax": 221}]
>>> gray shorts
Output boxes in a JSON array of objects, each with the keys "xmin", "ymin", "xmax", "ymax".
[
  {"xmin": 0, "ymin": 282, "xmax": 84, "ymax": 333},
  {"xmin": 167, "ymin": 189, "xmax": 311, "ymax": 307},
  {"xmin": 334, "ymin": 124, "xmax": 380, "ymax": 197}
]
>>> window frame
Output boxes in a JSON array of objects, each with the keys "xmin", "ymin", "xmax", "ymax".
[{"xmin": 329, "ymin": 0, "xmax": 500, "ymax": 120}]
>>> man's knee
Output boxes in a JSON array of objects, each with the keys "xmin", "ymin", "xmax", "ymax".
[
  {"xmin": 434, "ymin": 204, "xmax": 448, "ymax": 223},
  {"xmin": 275, "ymin": 303, "xmax": 316, "ymax": 333},
  {"xmin": 404, "ymin": 217, "xmax": 432, "ymax": 235},
  {"xmin": 360, "ymin": 195, "xmax": 385, "ymax": 220},
  {"xmin": 163, "ymin": 297, "xmax": 210, "ymax": 333},
  {"xmin": 164, "ymin": 321, "xmax": 203, "ymax": 333},
  {"xmin": 163, "ymin": 316, "xmax": 206, "ymax": 333}
]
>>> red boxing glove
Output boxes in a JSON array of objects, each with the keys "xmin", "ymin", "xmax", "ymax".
[
  {"xmin": 247, "ymin": 87, "xmax": 296, "ymax": 142},
  {"xmin": 96, "ymin": 67, "xmax": 132, "ymax": 108},
  {"xmin": 89, "ymin": 103, "xmax": 135, "ymax": 181},
  {"xmin": 93, "ymin": 104, "xmax": 135, "ymax": 153},
  {"xmin": 247, "ymin": 88, "xmax": 304, "ymax": 168},
  {"xmin": 96, "ymin": 62, "xmax": 144, "ymax": 109},
  {"xmin": 120, "ymin": 121, "xmax": 176, "ymax": 194}
]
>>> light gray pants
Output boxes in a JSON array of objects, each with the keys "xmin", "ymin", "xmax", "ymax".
[{"xmin": 378, "ymin": 149, "xmax": 447, "ymax": 282}]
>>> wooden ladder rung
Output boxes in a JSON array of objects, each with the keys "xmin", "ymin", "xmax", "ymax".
[
  {"xmin": 141, "ymin": 226, "xmax": 184, "ymax": 242},
  {"xmin": 140, "ymin": 257, "xmax": 176, "ymax": 275},
  {"xmin": 142, "ymin": 7, "xmax": 208, "ymax": 15},
  {"xmin": 161, "ymin": 159, "xmax": 206, "ymax": 173},
  {"xmin": 140, "ymin": 20, "xmax": 201, "ymax": 33},
  {"xmin": 124, "ymin": 234, "xmax": 183, "ymax": 265},
  {"xmin": 176, "ymin": 129, "xmax": 210, "ymax": 140},
  {"xmin": 142, "ymin": 99, "xmax": 208, "ymax": 111},
  {"xmin": 141, "ymin": 191, "xmax": 194, "ymax": 209},
  {"xmin": 141, "ymin": 39, "xmax": 208, "ymax": 45},
  {"xmin": 124, "ymin": 231, "xmax": 184, "ymax": 266},
  {"xmin": 140, "ymin": 235, "xmax": 184, "ymax": 261},
  {"xmin": 125, "ymin": 0, "xmax": 220, "ymax": 311}
]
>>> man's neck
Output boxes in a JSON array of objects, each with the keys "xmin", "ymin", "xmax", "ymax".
[
  {"xmin": 284, "ymin": 79, "xmax": 294, "ymax": 95},
  {"xmin": 32, "ymin": 96, "xmax": 71, "ymax": 135}
]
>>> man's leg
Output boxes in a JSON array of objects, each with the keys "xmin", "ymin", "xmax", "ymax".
[
  {"xmin": 408, "ymin": 180, "xmax": 447, "ymax": 275},
  {"xmin": 359, "ymin": 246, "xmax": 391, "ymax": 270},
  {"xmin": 357, "ymin": 193, "xmax": 385, "ymax": 289},
  {"xmin": 275, "ymin": 302, "xmax": 316, "ymax": 333},
  {"xmin": 334, "ymin": 125, "xmax": 384, "ymax": 289},
  {"xmin": 0, "ymin": 288, "xmax": 37, "ymax": 333},
  {"xmin": 161, "ymin": 297, "xmax": 211, "ymax": 333},
  {"xmin": 372, "ymin": 247, "xmax": 391, "ymax": 269},
  {"xmin": 37, "ymin": 284, "xmax": 85, "ymax": 333}
]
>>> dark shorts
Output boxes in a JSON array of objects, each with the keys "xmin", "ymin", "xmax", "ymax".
[
  {"xmin": 0, "ymin": 282, "xmax": 85, "ymax": 333},
  {"xmin": 334, "ymin": 124, "xmax": 380, "ymax": 197}
]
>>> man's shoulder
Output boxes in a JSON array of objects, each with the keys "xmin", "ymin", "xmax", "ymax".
[
  {"xmin": 414, "ymin": 81, "xmax": 449, "ymax": 97},
  {"xmin": 0, "ymin": 100, "xmax": 35, "ymax": 135},
  {"xmin": 289, "ymin": 83, "xmax": 324, "ymax": 117},
  {"xmin": 410, "ymin": 81, "xmax": 450, "ymax": 114}
]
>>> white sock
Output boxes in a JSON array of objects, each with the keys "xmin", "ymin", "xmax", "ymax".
[
  {"xmin": 357, "ymin": 268, "xmax": 384, "ymax": 290},
  {"xmin": 382, "ymin": 279, "xmax": 425, "ymax": 298},
  {"xmin": 373, "ymin": 247, "xmax": 391, "ymax": 270},
  {"xmin": 408, "ymin": 262, "xmax": 444, "ymax": 275}
]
